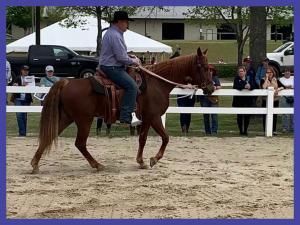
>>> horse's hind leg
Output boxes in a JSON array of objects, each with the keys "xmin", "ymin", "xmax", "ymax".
[
  {"xmin": 149, "ymin": 116, "xmax": 169, "ymax": 168},
  {"xmin": 136, "ymin": 122, "xmax": 151, "ymax": 169},
  {"xmin": 31, "ymin": 111, "xmax": 73, "ymax": 174},
  {"xmin": 75, "ymin": 118, "xmax": 104, "ymax": 171}
]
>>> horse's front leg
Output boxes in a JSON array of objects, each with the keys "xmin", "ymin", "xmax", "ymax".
[
  {"xmin": 149, "ymin": 116, "xmax": 169, "ymax": 168},
  {"xmin": 137, "ymin": 122, "xmax": 151, "ymax": 169}
]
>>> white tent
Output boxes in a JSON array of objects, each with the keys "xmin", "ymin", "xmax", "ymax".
[{"xmin": 6, "ymin": 17, "xmax": 172, "ymax": 54}]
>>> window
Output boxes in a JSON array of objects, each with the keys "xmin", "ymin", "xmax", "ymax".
[
  {"xmin": 53, "ymin": 47, "xmax": 69, "ymax": 58},
  {"xmin": 162, "ymin": 23, "xmax": 184, "ymax": 40}
]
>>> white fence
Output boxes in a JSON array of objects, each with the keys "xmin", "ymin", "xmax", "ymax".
[{"xmin": 6, "ymin": 86, "xmax": 294, "ymax": 137}]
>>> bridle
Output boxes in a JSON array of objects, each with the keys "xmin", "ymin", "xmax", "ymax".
[{"xmin": 196, "ymin": 57, "xmax": 209, "ymax": 90}]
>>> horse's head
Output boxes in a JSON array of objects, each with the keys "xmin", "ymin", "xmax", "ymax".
[{"xmin": 193, "ymin": 47, "xmax": 214, "ymax": 95}]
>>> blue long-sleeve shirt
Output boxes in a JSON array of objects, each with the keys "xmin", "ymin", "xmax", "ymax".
[
  {"xmin": 99, "ymin": 25, "xmax": 135, "ymax": 66},
  {"xmin": 256, "ymin": 65, "xmax": 267, "ymax": 87}
]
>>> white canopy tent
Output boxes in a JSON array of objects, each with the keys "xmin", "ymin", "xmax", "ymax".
[{"xmin": 6, "ymin": 17, "xmax": 172, "ymax": 54}]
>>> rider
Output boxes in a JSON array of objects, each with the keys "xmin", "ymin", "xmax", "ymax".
[{"xmin": 99, "ymin": 10, "xmax": 142, "ymax": 126}]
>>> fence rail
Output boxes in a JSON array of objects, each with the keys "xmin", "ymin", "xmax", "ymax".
[{"xmin": 6, "ymin": 86, "xmax": 294, "ymax": 137}]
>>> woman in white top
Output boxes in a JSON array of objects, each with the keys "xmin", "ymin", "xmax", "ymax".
[{"xmin": 279, "ymin": 68, "xmax": 294, "ymax": 132}]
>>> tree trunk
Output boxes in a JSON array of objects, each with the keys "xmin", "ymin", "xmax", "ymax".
[
  {"xmin": 96, "ymin": 6, "xmax": 103, "ymax": 57},
  {"xmin": 249, "ymin": 7, "xmax": 267, "ymax": 70},
  {"xmin": 236, "ymin": 7, "xmax": 244, "ymax": 66}
]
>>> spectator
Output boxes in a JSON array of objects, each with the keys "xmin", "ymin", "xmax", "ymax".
[
  {"xmin": 198, "ymin": 64, "xmax": 221, "ymax": 135},
  {"xmin": 260, "ymin": 66, "xmax": 284, "ymax": 135},
  {"xmin": 6, "ymin": 60, "xmax": 12, "ymax": 103},
  {"xmin": 279, "ymin": 68, "xmax": 294, "ymax": 132},
  {"xmin": 232, "ymin": 66, "xmax": 253, "ymax": 136},
  {"xmin": 170, "ymin": 47, "xmax": 181, "ymax": 59},
  {"xmin": 96, "ymin": 118, "xmax": 112, "ymax": 135},
  {"xmin": 6, "ymin": 60, "xmax": 12, "ymax": 85},
  {"xmin": 256, "ymin": 57, "xmax": 269, "ymax": 88},
  {"xmin": 243, "ymin": 56, "xmax": 258, "ymax": 107},
  {"xmin": 177, "ymin": 76, "xmax": 196, "ymax": 133},
  {"xmin": 39, "ymin": 65, "xmax": 60, "ymax": 105},
  {"xmin": 40, "ymin": 65, "xmax": 59, "ymax": 87},
  {"xmin": 150, "ymin": 57, "xmax": 157, "ymax": 65},
  {"xmin": 10, "ymin": 65, "xmax": 33, "ymax": 137}
]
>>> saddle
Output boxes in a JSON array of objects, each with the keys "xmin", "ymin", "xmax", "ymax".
[{"xmin": 89, "ymin": 67, "xmax": 146, "ymax": 124}]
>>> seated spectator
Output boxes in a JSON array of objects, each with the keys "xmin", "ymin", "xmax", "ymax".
[
  {"xmin": 10, "ymin": 65, "xmax": 33, "ymax": 137},
  {"xmin": 177, "ymin": 76, "xmax": 196, "ymax": 134},
  {"xmin": 198, "ymin": 64, "xmax": 221, "ymax": 135},
  {"xmin": 279, "ymin": 68, "xmax": 294, "ymax": 132},
  {"xmin": 260, "ymin": 66, "xmax": 284, "ymax": 135},
  {"xmin": 232, "ymin": 66, "xmax": 253, "ymax": 136}
]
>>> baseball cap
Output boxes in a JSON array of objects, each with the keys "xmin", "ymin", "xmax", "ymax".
[
  {"xmin": 45, "ymin": 65, "xmax": 54, "ymax": 72},
  {"xmin": 21, "ymin": 65, "xmax": 29, "ymax": 70},
  {"xmin": 243, "ymin": 56, "xmax": 252, "ymax": 63}
]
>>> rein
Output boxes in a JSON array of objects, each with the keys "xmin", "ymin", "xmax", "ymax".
[
  {"xmin": 129, "ymin": 65, "xmax": 198, "ymax": 90},
  {"xmin": 128, "ymin": 65, "xmax": 198, "ymax": 100}
]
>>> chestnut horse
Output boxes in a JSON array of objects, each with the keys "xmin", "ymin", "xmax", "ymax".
[{"xmin": 31, "ymin": 48, "xmax": 214, "ymax": 173}]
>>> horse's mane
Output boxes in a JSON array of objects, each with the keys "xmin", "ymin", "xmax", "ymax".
[{"xmin": 145, "ymin": 55, "xmax": 197, "ymax": 82}]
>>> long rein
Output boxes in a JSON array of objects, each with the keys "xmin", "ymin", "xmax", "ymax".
[{"xmin": 129, "ymin": 65, "xmax": 198, "ymax": 100}]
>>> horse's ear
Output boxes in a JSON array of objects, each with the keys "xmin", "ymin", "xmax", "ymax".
[
  {"xmin": 203, "ymin": 48, "xmax": 208, "ymax": 56},
  {"xmin": 197, "ymin": 47, "xmax": 202, "ymax": 56}
]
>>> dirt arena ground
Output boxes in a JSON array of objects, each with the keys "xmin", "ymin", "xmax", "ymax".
[{"xmin": 6, "ymin": 136, "xmax": 294, "ymax": 219}]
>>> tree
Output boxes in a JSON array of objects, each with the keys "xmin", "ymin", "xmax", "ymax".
[
  {"xmin": 249, "ymin": 7, "xmax": 267, "ymax": 71},
  {"xmin": 185, "ymin": 6, "xmax": 293, "ymax": 66},
  {"xmin": 6, "ymin": 7, "xmax": 33, "ymax": 35},
  {"xmin": 185, "ymin": 6, "xmax": 250, "ymax": 65}
]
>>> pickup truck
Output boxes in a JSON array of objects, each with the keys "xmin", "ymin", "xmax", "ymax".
[
  {"xmin": 267, "ymin": 41, "xmax": 294, "ymax": 75},
  {"xmin": 7, "ymin": 45, "xmax": 99, "ymax": 81}
]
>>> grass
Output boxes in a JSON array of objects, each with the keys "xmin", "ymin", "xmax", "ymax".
[{"xmin": 162, "ymin": 40, "xmax": 283, "ymax": 64}]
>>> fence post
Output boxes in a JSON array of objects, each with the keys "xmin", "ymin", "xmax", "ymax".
[
  {"xmin": 161, "ymin": 113, "xmax": 166, "ymax": 128},
  {"xmin": 266, "ymin": 87, "xmax": 274, "ymax": 137}
]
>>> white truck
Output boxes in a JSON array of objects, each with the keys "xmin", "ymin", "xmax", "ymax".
[{"xmin": 267, "ymin": 41, "xmax": 294, "ymax": 75}]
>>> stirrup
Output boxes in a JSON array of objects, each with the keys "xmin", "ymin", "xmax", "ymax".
[{"xmin": 131, "ymin": 112, "xmax": 142, "ymax": 126}]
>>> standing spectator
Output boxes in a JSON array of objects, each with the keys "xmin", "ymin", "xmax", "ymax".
[
  {"xmin": 150, "ymin": 57, "xmax": 157, "ymax": 65},
  {"xmin": 10, "ymin": 65, "xmax": 33, "ymax": 136},
  {"xmin": 96, "ymin": 118, "xmax": 112, "ymax": 136},
  {"xmin": 6, "ymin": 60, "xmax": 12, "ymax": 103},
  {"xmin": 198, "ymin": 64, "xmax": 221, "ymax": 135},
  {"xmin": 177, "ymin": 76, "xmax": 196, "ymax": 133},
  {"xmin": 39, "ymin": 65, "xmax": 60, "ymax": 105},
  {"xmin": 243, "ymin": 56, "xmax": 257, "ymax": 107},
  {"xmin": 260, "ymin": 66, "xmax": 284, "ymax": 135},
  {"xmin": 6, "ymin": 60, "xmax": 12, "ymax": 85},
  {"xmin": 256, "ymin": 57, "xmax": 269, "ymax": 88},
  {"xmin": 279, "ymin": 68, "xmax": 294, "ymax": 132},
  {"xmin": 232, "ymin": 66, "xmax": 253, "ymax": 136},
  {"xmin": 170, "ymin": 47, "xmax": 181, "ymax": 59},
  {"xmin": 40, "ymin": 65, "xmax": 59, "ymax": 87}
]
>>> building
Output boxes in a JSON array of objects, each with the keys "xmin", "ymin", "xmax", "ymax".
[{"xmin": 129, "ymin": 6, "xmax": 294, "ymax": 41}]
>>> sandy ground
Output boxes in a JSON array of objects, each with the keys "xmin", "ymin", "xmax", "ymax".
[{"xmin": 6, "ymin": 136, "xmax": 294, "ymax": 219}]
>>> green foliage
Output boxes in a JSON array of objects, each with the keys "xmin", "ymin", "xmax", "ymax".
[
  {"xmin": 214, "ymin": 64, "xmax": 237, "ymax": 78},
  {"xmin": 6, "ymin": 7, "xmax": 32, "ymax": 30}
]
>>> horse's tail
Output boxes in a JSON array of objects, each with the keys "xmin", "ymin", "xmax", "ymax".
[{"xmin": 38, "ymin": 79, "xmax": 69, "ymax": 155}]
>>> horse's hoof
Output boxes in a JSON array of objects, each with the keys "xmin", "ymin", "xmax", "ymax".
[
  {"xmin": 138, "ymin": 163, "xmax": 148, "ymax": 169},
  {"xmin": 150, "ymin": 157, "xmax": 158, "ymax": 168},
  {"xmin": 31, "ymin": 167, "xmax": 39, "ymax": 174},
  {"xmin": 96, "ymin": 164, "xmax": 105, "ymax": 171}
]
